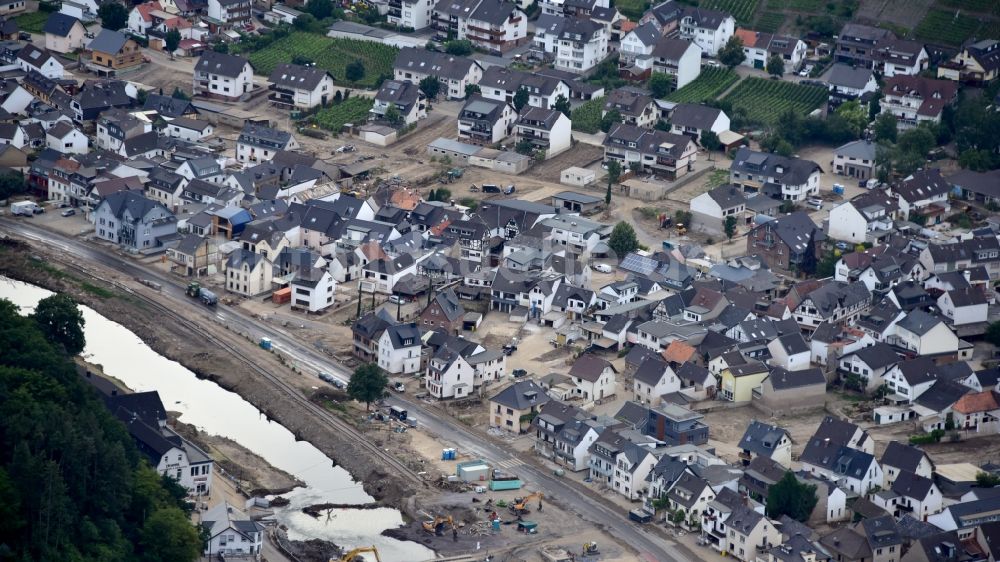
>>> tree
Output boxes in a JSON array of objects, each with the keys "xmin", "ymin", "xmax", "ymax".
[
  {"xmin": 171, "ymin": 87, "xmax": 190, "ymax": 100},
  {"xmin": 986, "ymin": 321, "xmax": 1000, "ymax": 347},
  {"xmin": 383, "ymin": 104, "xmax": 402, "ymax": 125},
  {"xmin": 444, "ymin": 39, "xmax": 472, "ymax": 56},
  {"xmin": 648, "ymin": 72, "xmax": 673, "ymax": 98},
  {"xmin": 212, "ymin": 42, "xmax": 229, "ymax": 53},
  {"xmin": 98, "ymin": 3, "xmax": 128, "ymax": 30},
  {"xmin": 724, "ymin": 216, "xmax": 737, "ymax": 241},
  {"xmin": 609, "ymin": 221, "xmax": 639, "ymax": 258},
  {"xmin": 513, "ymin": 87, "xmax": 529, "ymax": 112},
  {"xmin": 605, "ymin": 159, "xmax": 621, "ymax": 206},
  {"xmin": 419, "ymin": 75, "xmax": 440, "ymax": 99},
  {"xmin": 774, "ymin": 139, "xmax": 794, "ymax": 157},
  {"xmin": 164, "ymin": 29, "xmax": 181, "ymax": 53},
  {"xmin": 674, "ymin": 210, "xmax": 692, "ymax": 228},
  {"xmin": 31, "ymin": 294, "xmax": 85, "ymax": 356},
  {"xmin": 465, "ymin": 84, "xmax": 481, "ymax": 97},
  {"xmin": 140, "ymin": 508, "xmax": 201, "ymax": 562},
  {"xmin": 766, "ymin": 471, "xmax": 818, "ymax": 522},
  {"xmin": 834, "ymin": 100, "xmax": 868, "ymax": 138},
  {"xmin": 347, "ymin": 363, "xmax": 388, "ymax": 410},
  {"xmin": 515, "ymin": 138, "xmax": 535, "ymax": 155},
  {"xmin": 600, "ymin": 108, "xmax": 621, "ymax": 133},
  {"xmin": 700, "ymin": 130, "xmax": 722, "ymax": 151},
  {"xmin": 816, "ymin": 250, "xmax": 839, "ymax": 278},
  {"xmin": 305, "ymin": 0, "xmax": 334, "ymax": 19},
  {"xmin": 873, "ymin": 112, "xmax": 898, "ymax": 144},
  {"xmin": 553, "ymin": 94, "xmax": 571, "ymax": 118},
  {"xmin": 718, "ymin": 36, "xmax": 745, "ymax": 68},
  {"xmin": 294, "ymin": 13, "xmax": 323, "ymax": 33},
  {"xmin": 429, "ymin": 187, "xmax": 451, "ymax": 201},
  {"xmin": 0, "ymin": 171, "xmax": 26, "ymax": 200},
  {"xmin": 766, "ymin": 54, "xmax": 784, "ymax": 76},
  {"xmin": 345, "ymin": 59, "xmax": 365, "ymax": 82},
  {"xmin": 977, "ymin": 472, "xmax": 1000, "ymax": 488}
]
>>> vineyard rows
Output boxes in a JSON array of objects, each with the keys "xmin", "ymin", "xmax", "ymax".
[
  {"xmin": 312, "ymin": 97, "xmax": 375, "ymax": 132},
  {"xmin": 249, "ymin": 32, "xmax": 398, "ymax": 89},
  {"xmin": 722, "ymin": 77, "xmax": 827, "ymax": 126},
  {"xmin": 665, "ymin": 68, "xmax": 739, "ymax": 104},
  {"xmin": 701, "ymin": 0, "xmax": 758, "ymax": 24},
  {"xmin": 571, "ymin": 97, "xmax": 605, "ymax": 134}
]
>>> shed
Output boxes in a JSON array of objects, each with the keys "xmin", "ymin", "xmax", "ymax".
[
  {"xmin": 463, "ymin": 311, "xmax": 483, "ymax": 331},
  {"xmin": 560, "ymin": 167, "xmax": 596, "ymax": 188},
  {"xmin": 551, "ymin": 189, "xmax": 602, "ymax": 213},
  {"xmin": 456, "ymin": 459, "xmax": 490, "ymax": 482},
  {"xmin": 272, "ymin": 287, "xmax": 291, "ymax": 304}
]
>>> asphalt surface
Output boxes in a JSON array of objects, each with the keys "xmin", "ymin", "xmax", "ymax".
[{"xmin": 1, "ymin": 219, "xmax": 695, "ymax": 562}]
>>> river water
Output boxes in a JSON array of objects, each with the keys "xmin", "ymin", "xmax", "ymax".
[{"xmin": 0, "ymin": 278, "xmax": 433, "ymax": 562}]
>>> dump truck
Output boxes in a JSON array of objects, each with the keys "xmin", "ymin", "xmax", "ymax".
[{"xmin": 186, "ymin": 282, "xmax": 218, "ymax": 306}]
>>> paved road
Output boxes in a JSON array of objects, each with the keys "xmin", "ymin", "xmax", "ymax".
[{"xmin": 1, "ymin": 220, "xmax": 695, "ymax": 562}]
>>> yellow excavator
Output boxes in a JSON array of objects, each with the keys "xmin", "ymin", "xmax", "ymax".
[
  {"xmin": 422, "ymin": 515, "xmax": 454, "ymax": 536},
  {"xmin": 337, "ymin": 546, "xmax": 382, "ymax": 562},
  {"xmin": 508, "ymin": 492, "xmax": 544, "ymax": 516}
]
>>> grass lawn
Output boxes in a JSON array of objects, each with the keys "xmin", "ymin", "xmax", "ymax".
[
  {"xmin": 722, "ymin": 77, "xmax": 827, "ymax": 127},
  {"xmin": 665, "ymin": 67, "xmax": 740, "ymax": 103},
  {"xmin": 16, "ymin": 11, "xmax": 48, "ymax": 34},
  {"xmin": 248, "ymin": 32, "xmax": 398, "ymax": 89}
]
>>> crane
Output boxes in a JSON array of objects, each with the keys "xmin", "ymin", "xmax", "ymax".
[
  {"xmin": 422, "ymin": 515, "xmax": 454, "ymax": 536},
  {"xmin": 337, "ymin": 546, "xmax": 382, "ymax": 562},
  {"xmin": 508, "ymin": 492, "xmax": 544, "ymax": 516}
]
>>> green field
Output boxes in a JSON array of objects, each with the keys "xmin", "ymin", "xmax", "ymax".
[
  {"xmin": 615, "ymin": 0, "xmax": 650, "ymax": 20},
  {"xmin": 248, "ymin": 32, "xmax": 398, "ymax": 89},
  {"xmin": 701, "ymin": 0, "xmax": 758, "ymax": 24},
  {"xmin": 15, "ymin": 11, "xmax": 48, "ymax": 33},
  {"xmin": 311, "ymin": 97, "xmax": 374, "ymax": 133},
  {"xmin": 664, "ymin": 68, "xmax": 740, "ymax": 103},
  {"xmin": 914, "ymin": 9, "xmax": 981, "ymax": 45},
  {"xmin": 571, "ymin": 96, "xmax": 605, "ymax": 134},
  {"xmin": 722, "ymin": 77, "xmax": 827, "ymax": 126},
  {"xmin": 766, "ymin": 0, "xmax": 824, "ymax": 10},
  {"xmin": 756, "ymin": 11, "xmax": 786, "ymax": 32}
]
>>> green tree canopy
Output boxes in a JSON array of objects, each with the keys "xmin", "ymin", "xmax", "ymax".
[
  {"xmin": 718, "ymin": 36, "xmax": 745, "ymax": 68},
  {"xmin": 605, "ymin": 159, "xmax": 621, "ymax": 205},
  {"xmin": 98, "ymin": 4, "xmax": 128, "ymax": 30},
  {"xmin": 647, "ymin": 72, "xmax": 673, "ymax": 98},
  {"xmin": 724, "ymin": 215, "xmax": 737, "ymax": 241},
  {"xmin": 347, "ymin": 363, "xmax": 388, "ymax": 410},
  {"xmin": 766, "ymin": 471, "xmax": 818, "ymax": 522},
  {"xmin": 609, "ymin": 221, "xmax": 639, "ymax": 259},
  {"xmin": 345, "ymin": 59, "xmax": 365, "ymax": 82},
  {"xmin": 834, "ymin": 100, "xmax": 868, "ymax": 138},
  {"xmin": 601, "ymin": 108, "xmax": 621, "ymax": 133},
  {"xmin": 513, "ymin": 87, "xmax": 529, "ymax": 112},
  {"xmin": 140, "ymin": 507, "xmax": 202, "ymax": 562},
  {"xmin": 465, "ymin": 84, "xmax": 481, "ymax": 97},
  {"xmin": 986, "ymin": 321, "xmax": 1000, "ymax": 347},
  {"xmin": 0, "ymin": 171, "xmax": 26, "ymax": 201},
  {"xmin": 766, "ymin": 54, "xmax": 784, "ymax": 76},
  {"xmin": 31, "ymin": 294, "xmax": 85, "ymax": 356},
  {"xmin": 419, "ymin": 75, "xmax": 441, "ymax": 99},
  {"xmin": 553, "ymin": 94, "xmax": 571, "ymax": 118},
  {"xmin": 873, "ymin": 112, "xmax": 897, "ymax": 143},
  {"xmin": 700, "ymin": 130, "xmax": 722, "ymax": 151},
  {"xmin": 383, "ymin": 104, "xmax": 402, "ymax": 125},
  {"xmin": 165, "ymin": 29, "xmax": 181, "ymax": 53},
  {"xmin": 444, "ymin": 40, "xmax": 472, "ymax": 56},
  {"xmin": 305, "ymin": 0, "xmax": 334, "ymax": 19}
]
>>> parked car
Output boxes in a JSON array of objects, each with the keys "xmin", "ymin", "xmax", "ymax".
[
  {"xmin": 318, "ymin": 371, "xmax": 336, "ymax": 383},
  {"xmin": 593, "ymin": 263, "xmax": 613, "ymax": 273},
  {"xmin": 18, "ymin": 32, "xmax": 31, "ymax": 40},
  {"xmin": 512, "ymin": 368, "xmax": 528, "ymax": 378},
  {"xmin": 798, "ymin": 64, "xmax": 814, "ymax": 77},
  {"xmin": 806, "ymin": 197, "xmax": 823, "ymax": 210},
  {"xmin": 504, "ymin": 184, "xmax": 516, "ymax": 195},
  {"xmin": 61, "ymin": 209, "xmax": 75, "ymax": 217},
  {"xmin": 482, "ymin": 184, "xmax": 501, "ymax": 193},
  {"xmin": 393, "ymin": 381, "xmax": 405, "ymax": 392},
  {"xmin": 388, "ymin": 295, "xmax": 407, "ymax": 304}
]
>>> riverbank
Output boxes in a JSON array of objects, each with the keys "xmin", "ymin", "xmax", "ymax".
[{"xmin": 0, "ymin": 238, "xmax": 421, "ymax": 511}]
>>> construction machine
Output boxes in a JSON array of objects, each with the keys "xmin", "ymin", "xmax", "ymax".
[
  {"xmin": 583, "ymin": 542, "xmax": 600, "ymax": 555},
  {"xmin": 508, "ymin": 492, "xmax": 544, "ymax": 516},
  {"xmin": 337, "ymin": 546, "xmax": 382, "ymax": 562},
  {"xmin": 422, "ymin": 515, "xmax": 454, "ymax": 536},
  {"xmin": 675, "ymin": 223, "xmax": 687, "ymax": 236}
]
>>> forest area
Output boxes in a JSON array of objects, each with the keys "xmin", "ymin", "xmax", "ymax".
[{"xmin": 0, "ymin": 294, "xmax": 202, "ymax": 562}]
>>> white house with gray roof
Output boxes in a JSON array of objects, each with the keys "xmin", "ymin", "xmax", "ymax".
[
  {"xmin": 479, "ymin": 66, "xmax": 569, "ymax": 110},
  {"xmin": 613, "ymin": 441, "xmax": 659, "ymax": 500},
  {"xmin": 516, "ymin": 106, "xmax": 571, "ymax": 158},
  {"xmin": 730, "ymin": 147, "xmax": 822, "ymax": 201},
  {"xmin": 833, "ymin": 139, "xmax": 877, "ymax": 181},
  {"xmin": 738, "ymin": 420, "xmax": 792, "ymax": 467},
  {"xmin": 649, "ymin": 37, "xmax": 701, "ymax": 88},
  {"xmin": 237, "ymin": 123, "xmax": 298, "ymax": 164},
  {"xmin": 393, "ymin": 47, "xmax": 483, "ymax": 100},
  {"xmin": 378, "ymin": 322, "xmax": 422, "ymax": 374},
  {"xmin": 16, "ymin": 44, "xmax": 63, "ymax": 79},
  {"xmin": 93, "ymin": 191, "xmax": 177, "ymax": 251},
  {"xmin": 371, "ymin": 79, "xmax": 426, "ymax": 125},
  {"xmin": 226, "ymin": 248, "xmax": 272, "ymax": 297},
  {"xmin": 668, "ymin": 102, "xmax": 729, "ymax": 140},
  {"xmin": 267, "ymin": 63, "xmax": 335, "ymax": 109},
  {"xmin": 827, "ymin": 63, "xmax": 878, "ymax": 107},
  {"xmin": 619, "ymin": 21, "xmax": 659, "ymax": 68},
  {"xmin": 201, "ymin": 502, "xmax": 263, "ymax": 558},
  {"xmin": 677, "ymin": 6, "xmax": 734, "ymax": 57},
  {"xmin": 458, "ymin": 95, "xmax": 516, "ymax": 145},
  {"xmin": 633, "ymin": 356, "xmax": 679, "ymax": 406},
  {"xmin": 690, "ymin": 184, "xmax": 746, "ymax": 234},
  {"xmin": 193, "ymin": 51, "xmax": 253, "ymax": 101}
]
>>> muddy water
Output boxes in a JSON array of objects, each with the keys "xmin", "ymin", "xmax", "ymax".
[{"xmin": 0, "ymin": 279, "xmax": 433, "ymax": 562}]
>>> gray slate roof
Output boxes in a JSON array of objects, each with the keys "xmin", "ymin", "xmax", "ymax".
[
  {"xmin": 88, "ymin": 29, "xmax": 130, "ymax": 54},
  {"xmin": 195, "ymin": 51, "xmax": 251, "ymax": 78},
  {"xmin": 490, "ymin": 380, "xmax": 550, "ymax": 410}
]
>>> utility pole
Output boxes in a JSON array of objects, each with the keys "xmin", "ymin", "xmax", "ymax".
[{"xmin": 356, "ymin": 280, "xmax": 363, "ymax": 318}]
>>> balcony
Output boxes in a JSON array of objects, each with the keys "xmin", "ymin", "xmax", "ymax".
[{"xmin": 468, "ymin": 24, "xmax": 503, "ymax": 36}]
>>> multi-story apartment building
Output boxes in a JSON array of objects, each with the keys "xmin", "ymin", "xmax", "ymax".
[{"xmin": 603, "ymin": 123, "xmax": 697, "ymax": 180}]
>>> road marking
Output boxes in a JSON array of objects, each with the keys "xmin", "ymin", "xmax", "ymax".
[{"xmin": 495, "ymin": 458, "xmax": 523, "ymax": 469}]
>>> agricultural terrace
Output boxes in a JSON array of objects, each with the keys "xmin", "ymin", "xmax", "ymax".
[
  {"xmin": 249, "ymin": 32, "xmax": 398, "ymax": 89},
  {"xmin": 913, "ymin": 8, "xmax": 998, "ymax": 45},
  {"xmin": 700, "ymin": 0, "xmax": 758, "ymax": 25},
  {"xmin": 571, "ymin": 97, "xmax": 605, "ymax": 134},
  {"xmin": 755, "ymin": 11, "xmax": 785, "ymax": 33},
  {"xmin": 664, "ymin": 68, "xmax": 739, "ymax": 103},
  {"xmin": 310, "ymin": 97, "xmax": 374, "ymax": 133},
  {"xmin": 722, "ymin": 78, "xmax": 827, "ymax": 127}
]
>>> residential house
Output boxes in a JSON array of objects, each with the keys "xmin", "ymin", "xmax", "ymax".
[
  {"xmin": 835, "ymin": 23, "xmax": 894, "ymax": 67},
  {"xmin": 378, "ymin": 322, "xmax": 422, "ymax": 374},
  {"xmin": 289, "ymin": 268, "xmax": 336, "ymax": 313},
  {"xmin": 833, "ymin": 140, "xmax": 877, "ymax": 181},
  {"xmin": 531, "ymin": 401, "xmax": 600, "ymax": 471},
  {"xmin": 16, "ymin": 44, "xmax": 63, "ymax": 79},
  {"xmin": 88, "ymin": 29, "xmax": 143, "ymax": 72},
  {"xmin": 891, "ymin": 309, "xmax": 960, "ymax": 357},
  {"xmin": 767, "ymin": 333, "xmax": 811, "ymax": 371},
  {"xmin": 352, "ymin": 310, "xmax": 394, "ymax": 363},
  {"xmin": 827, "ymin": 192, "xmax": 896, "ymax": 246},
  {"xmin": 632, "ymin": 356, "xmax": 679, "ymax": 405},
  {"xmin": 951, "ymin": 390, "xmax": 1000, "ymax": 435},
  {"xmin": 881, "ymin": 75, "xmax": 958, "ymax": 131},
  {"xmin": 875, "ymin": 37, "xmax": 928, "ymax": 77},
  {"xmin": 649, "ymin": 37, "xmax": 701, "ymax": 88},
  {"xmin": 793, "ymin": 280, "xmax": 872, "ymax": 332},
  {"xmin": 938, "ymin": 287, "xmax": 988, "ymax": 327},
  {"xmin": 893, "ymin": 169, "xmax": 952, "ymax": 223},
  {"xmin": 193, "ymin": 51, "xmax": 254, "ymax": 100},
  {"xmin": 676, "ymin": 6, "xmax": 734, "ymax": 57},
  {"xmin": 664, "ymin": 470, "xmax": 715, "ymax": 521},
  {"xmin": 872, "ymin": 471, "xmax": 942, "ymax": 521},
  {"xmin": 736, "ymin": 28, "xmax": 808, "ymax": 72},
  {"xmin": 267, "ymin": 63, "xmax": 335, "ymax": 109},
  {"xmin": 950, "ymin": 168, "xmax": 1000, "ymax": 206},
  {"xmin": 548, "ymin": 18, "xmax": 609, "ymax": 74},
  {"xmin": 421, "ymin": 288, "xmax": 465, "ymax": 332},
  {"xmin": 425, "ymin": 344, "xmax": 476, "ymax": 398},
  {"xmin": 464, "ymin": 0, "xmax": 527, "ymax": 55},
  {"xmin": 755, "ymin": 366, "xmax": 827, "ymax": 415},
  {"xmin": 92, "ymin": 191, "xmax": 177, "ymax": 251},
  {"xmin": 236, "ymin": 124, "xmax": 298, "ymax": 165},
  {"xmin": 880, "ymin": 441, "xmax": 933, "ymax": 488},
  {"xmin": 387, "ymin": 0, "xmax": 433, "ymax": 30},
  {"xmin": 646, "ymin": 401, "xmax": 709, "ymax": 445},
  {"xmin": 613, "ymin": 441, "xmax": 659, "ymax": 500},
  {"xmin": 919, "ymin": 236, "xmax": 1000, "ymax": 281},
  {"xmin": 569, "ymin": 354, "xmax": 617, "ymax": 401},
  {"xmin": 668, "ymin": 103, "xmax": 730, "ymax": 141},
  {"xmin": 392, "ymin": 47, "xmax": 483, "ymax": 100},
  {"xmin": 738, "ymin": 421, "xmax": 792, "ymax": 468},
  {"xmin": 44, "ymin": 13, "xmax": 85, "ymax": 54},
  {"xmin": 458, "ymin": 95, "xmax": 516, "ymax": 145},
  {"xmin": 429, "ymin": 0, "xmax": 480, "ymax": 43},
  {"xmin": 489, "ymin": 379, "xmax": 550, "ymax": 432},
  {"xmin": 730, "ymin": 147, "xmax": 822, "ymax": 202},
  {"xmin": 603, "ymin": 123, "xmax": 697, "ymax": 180},
  {"xmin": 826, "ymin": 63, "xmax": 879, "ymax": 108},
  {"xmin": 603, "ymin": 88, "xmax": 658, "ymax": 129},
  {"xmin": 167, "ymin": 233, "xmax": 216, "ymax": 277},
  {"xmin": 745, "ymin": 212, "xmax": 823, "ymax": 276},
  {"xmin": 362, "ymin": 254, "xmax": 419, "ymax": 295},
  {"xmin": 0, "ymin": 0, "xmax": 23, "ymax": 15},
  {"xmin": 839, "ymin": 342, "xmax": 901, "ymax": 394},
  {"xmin": 164, "ymin": 117, "xmax": 214, "ymax": 142},
  {"xmin": 690, "ymin": 184, "xmax": 746, "ymax": 235},
  {"xmin": 801, "ymin": 438, "xmax": 883, "ymax": 495},
  {"xmin": 725, "ymin": 506, "xmax": 782, "ymax": 562},
  {"xmin": 207, "ymin": 0, "xmax": 251, "ymax": 27},
  {"xmin": 618, "ymin": 22, "xmax": 659, "ymax": 70},
  {"xmin": 225, "ymin": 249, "xmax": 271, "ymax": 297},
  {"xmin": 478, "ymin": 66, "xmax": 569, "ymax": 110},
  {"xmin": 719, "ymin": 360, "xmax": 769, "ymax": 403},
  {"xmin": 201, "ymin": 502, "xmax": 263, "ymax": 558},
  {"xmin": 515, "ymin": 106, "xmax": 571, "ymax": 158},
  {"xmin": 370, "ymin": 79, "xmax": 426, "ymax": 126},
  {"xmin": 938, "ymin": 39, "xmax": 1000, "ymax": 84}
]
